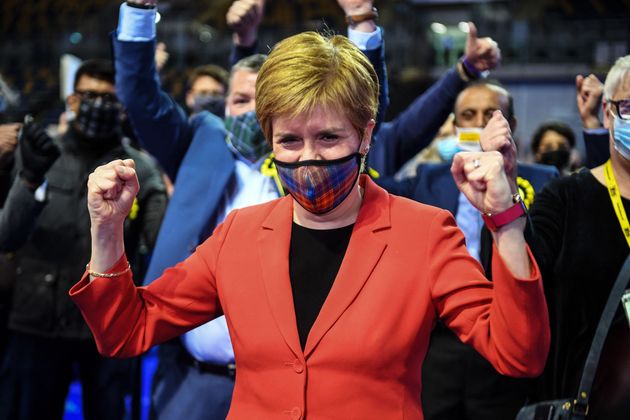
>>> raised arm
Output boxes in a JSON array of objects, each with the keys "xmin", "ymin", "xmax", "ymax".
[
  {"xmin": 0, "ymin": 122, "xmax": 60, "ymax": 251},
  {"xmin": 70, "ymin": 159, "xmax": 225, "ymax": 357},
  {"xmin": 576, "ymin": 73, "xmax": 610, "ymax": 168},
  {"xmin": 370, "ymin": 23, "xmax": 500, "ymax": 176},
  {"xmin": 227, "ymin": 0, "xmax": 265, "ymax": 66},
  {"xmin": 114, "ymin": 0, "xmax": 192, "ymax": 180},
  {"xmin": 433, "ymin": 111, "xmax": 549, "ymax": 376}
]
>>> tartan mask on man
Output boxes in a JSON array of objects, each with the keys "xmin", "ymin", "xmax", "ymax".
[
  {"xmin": 74, "ymin": 95, "xmax": 122, "ymax": 141},
  {"xmin": 224, "ymin": 111, "xmax": 270, "ymax": 163}
]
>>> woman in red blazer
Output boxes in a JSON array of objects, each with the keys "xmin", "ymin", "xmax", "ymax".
[{"xmin": 71, "ymin": 32, "xmax": 549, "ymax": 420}]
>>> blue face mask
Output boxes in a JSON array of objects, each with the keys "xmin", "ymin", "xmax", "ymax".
[
  {"xmin": 612, "ymin": 115, "xmax": 630, "ymax": 160},
  {"xmin": 436, "ymin": 136, "xmax": 461, "ymax": 161}
]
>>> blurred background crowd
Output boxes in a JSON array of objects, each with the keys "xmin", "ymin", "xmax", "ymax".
[{"xmin": 1, "ymin": 0, "xmax": 628, "ymax": 159}]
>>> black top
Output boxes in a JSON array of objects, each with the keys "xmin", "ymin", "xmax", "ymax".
[
  {"xmin": 289, "ymin": 222, "xmax": 354, "ymax": 350},
  {"xmin": 530, "ymin": 169, "xmax": 630, "ymax": 418}
]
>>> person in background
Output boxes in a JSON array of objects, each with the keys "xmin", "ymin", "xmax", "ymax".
[
  {"xmin": 112, "ymin": 0, "xmax": 387, "ymax": 418},
  {"xmin": 71, "ymin": 29, "xmax": 549, "ymax": 420},
  {"xmin": 530, "ymin": 54, "xmax": 630, "ymax": 420},
  {"xmin": 369, "ymin": 22, "xmax": 499, "ymax": 177},
  {"xmin": 0, "ymin": 121, "xmax": 59, "ymax": 360},
  {"xmin": 184, "ymin": 64, "xmax": 229, "ymax": 118},
  {"xmin": 394, "ymin": 113, "xmax": 457, "ymax": 180},
  {"xmin": 0, "ymin": 59, "xmax": 167, "ymax": 420},
  {"xmin": 530, "ymin": 121, "xmax": 577, "ymax": 174}
]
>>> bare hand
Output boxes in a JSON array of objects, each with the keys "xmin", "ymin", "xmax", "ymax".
[
  {"xmin": 0, "ymin": 123, "xmax": 20, "ymax": 169},
  {"xmin": 337, "ymin": 0, "xmax": 374, "ymax": 15},
  {"xmin": 155, "ymin": 42, "xmax": 170, "ymax": 72},
  {"xmin": 87, "ymin": 159, "xmax": 139, "ymax": 228},
  {"xmin": 464, "ymin": 22, "xmax": 501, "ymax": 72},
  {"xmin": 127, "ymin": 0, "xmax": 157, "ymax": 6},
  {"xmin": 480, "ymin": 110, "xmax": 517, "ymax": 186},
  {"xmin": 227, "ymin": 0, "xmax": 265, "ymax": 46},
  {"xmin": 576, "ymin": 74, "xmax": 603, "ymax": 129},
  {"xmin": 451, "ymin": 150, "xmax": 513, "ymax": 215}
]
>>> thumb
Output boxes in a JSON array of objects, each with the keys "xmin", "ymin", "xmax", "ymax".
[
  {"xmin": 491, "ymin": 109, "xmax": 504, "ymax": 121},
  {"xmin": 466, "ymin": 22, "xmax": 478, "ymax": 49},
  {"xmin": 575, "ymin": 74, "xmax": 584, "ymax": 92}
]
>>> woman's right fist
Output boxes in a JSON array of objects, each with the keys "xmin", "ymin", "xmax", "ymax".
[{"xmin": 87, "ymin": 159, "xmax": 139, "ymax": 227}]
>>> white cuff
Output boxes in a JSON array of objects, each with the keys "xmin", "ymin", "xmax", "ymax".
[
  {"xmin": 583, "ymin": 127, "xmax": 608, "ymax": 135},
  {"xmin": 34, "ymin": 180, "xmax": 48, "ymax": 203},
  {"xmin": 117, "ymin": 3, "xmax": 156, "ymax": 42},
  {"xmin": 347, "ymin": 26, "xmax": 382, "ymax": 51}
]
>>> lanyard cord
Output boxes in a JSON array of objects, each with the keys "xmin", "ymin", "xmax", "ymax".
[{"xmin": 604, "ymin": 159, "xmax": 630, "ymax": 249}]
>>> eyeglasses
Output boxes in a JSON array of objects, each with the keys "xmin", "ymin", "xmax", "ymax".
[
  {"xmin": 74, "ymin": 90, "xmax": 118, "ymax": 102},
  {"xmin": 609, "ymin": 99, "xmax": 630, "ymax": 121}
]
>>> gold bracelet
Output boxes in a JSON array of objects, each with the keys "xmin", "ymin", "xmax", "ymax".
[{"xmin": 86, "ymin": 262, "xmax": 131, "ymax": 278}]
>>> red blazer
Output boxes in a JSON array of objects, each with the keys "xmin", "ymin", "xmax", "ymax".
[{"xmin": 70, "ymin": 176, "xmax": 549, "ymax": 420}]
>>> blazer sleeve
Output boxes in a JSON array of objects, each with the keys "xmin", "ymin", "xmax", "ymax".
[
  {"xmin": 428, "ymin": 210, "xmax": 550, "ymax": 378},
  {"xmin": 69, "ymin": 209, "xmax": 239, "ymax": 358},
  {"xmin": 112, "ymin": 35, "xmax": 192, "ymax": 181}
]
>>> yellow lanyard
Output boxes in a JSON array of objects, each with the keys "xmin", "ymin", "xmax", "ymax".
[
  {"xmin": 260, "ymin": 154, "xmax": 286, "ymax": 197},
  {"xmin": 604, "ymin": 159, "xmax": 630, "ymax": 249}
]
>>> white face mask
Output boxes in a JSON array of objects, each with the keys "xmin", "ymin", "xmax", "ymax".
[{"xmin": 455, "ymin": 126, "xmax": 483, "ymax": 152}]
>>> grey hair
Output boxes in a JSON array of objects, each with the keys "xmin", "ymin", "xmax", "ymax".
[
  {"xmin": 229, "ymin": 53, "xmax": 267, "ymax": 87},
  {"xmin": 604, "ymin": 55, "xmax": 630, "ymax": 101}
]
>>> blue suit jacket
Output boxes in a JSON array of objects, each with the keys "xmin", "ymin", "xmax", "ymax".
[
  {"xmin": 113, "ymin": 37, "xmax": 235, "ymax": 283},
  {"xmin": 377, "ymin": 161, "xmax": 558, "ymax": 216}
]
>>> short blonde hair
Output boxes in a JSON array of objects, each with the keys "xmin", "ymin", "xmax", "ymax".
[{"xmin": 255, "ymin": 32, "xmax": 379, "ymax": 143}]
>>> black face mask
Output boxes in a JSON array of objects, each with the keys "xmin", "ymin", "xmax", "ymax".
[
  {"xmin": 539, "ymin": 148, "xmax": 570, "ymax": 171},
  {"xmin": 191, "ymin": 94, "xmax": 226, "ymax": 119},
  {"xmin": 74, "ymin": 96, "xmax": 122, "ymax": 141}
]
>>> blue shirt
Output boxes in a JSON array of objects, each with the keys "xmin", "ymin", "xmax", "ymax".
[{"xmin": 455, "ymin": 191, "xmax": 483, "ymax": 262}]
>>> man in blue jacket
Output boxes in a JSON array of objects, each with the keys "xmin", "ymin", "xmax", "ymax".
[{"xmin": 114, "ymin": 0, "xmax": 387, "ymax": 418}]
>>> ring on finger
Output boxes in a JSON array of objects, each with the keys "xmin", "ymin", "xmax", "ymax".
[{"xmin": 473, "ymin": 158, "xmax": 481, "ymax": 169}]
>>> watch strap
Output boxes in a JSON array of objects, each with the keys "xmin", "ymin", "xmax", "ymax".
[
  {"xmin": 482, "ymin": 194, "xmax": 527, "ymax": 232},
  {"xmin": 345, "ymin": 7, "xmax": 378, "ymax": 26}
]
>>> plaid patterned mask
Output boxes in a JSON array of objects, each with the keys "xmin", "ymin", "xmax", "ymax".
[
  {"xmin": 274, "ymin": 152, "xmax": 362, "ymax": 215},
  {"xmin": 74, "ymin": 96, "xmax": 122, "ymax": 140},
  {"xmin": 225, "ymin": 111, "xmax": 270, "ymax": 163}
]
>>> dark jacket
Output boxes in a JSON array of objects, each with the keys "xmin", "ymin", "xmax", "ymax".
[{"xmin": 8, "ymin": 128, "xmax": 167, "ymax": 339}]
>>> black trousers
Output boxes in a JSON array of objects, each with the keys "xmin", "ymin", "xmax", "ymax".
[
  {"xmin": 421, "ymin": 322, "xmax": 533, "ymax": 420},
  {"xmin": 0, "ymin": 332, "xmax": 131, "ymax": 420}
]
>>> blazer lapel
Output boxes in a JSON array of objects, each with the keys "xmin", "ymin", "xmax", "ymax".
[
  {"xmin": 257, "ymin": 196, "xmax": 303, "ymax": 358},
  {"xmin": 304, "ymin": 176, "xmax": 390, "ymax": 358}
]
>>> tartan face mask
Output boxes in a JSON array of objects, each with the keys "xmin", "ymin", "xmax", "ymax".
[
  {"xmin": 274, "ymin": 152, "xmax": 362, "ymax": 215},
  {"xmin": 225, "ymin": 111, "xmax": 270, "ymax": 163},
  {"xmin": 74, "ymin": 96, "xmax": 122, "ymax": 141}
]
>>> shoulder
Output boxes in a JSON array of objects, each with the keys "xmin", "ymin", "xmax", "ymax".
[
  {"xmin": 123, "ymin": 145, "xmax": 160, "ymax": 174},
  {"xmin": 388, "ymin": 191, "xmax": 454, "ymax": 228},
  {"xmin": 190, "ymin": 111, "xmax": 226, "ymax": 134},
  {"xmin": 227, "ymin": 197, "xmax": 288, "ymax": 227},
  {"xmin": 517, "ymin": 162, "xmax": 558, "ymax": 181},
  {"xmin": 535, "ymin": 169, "xmax": 593, "ymax": 205}
]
